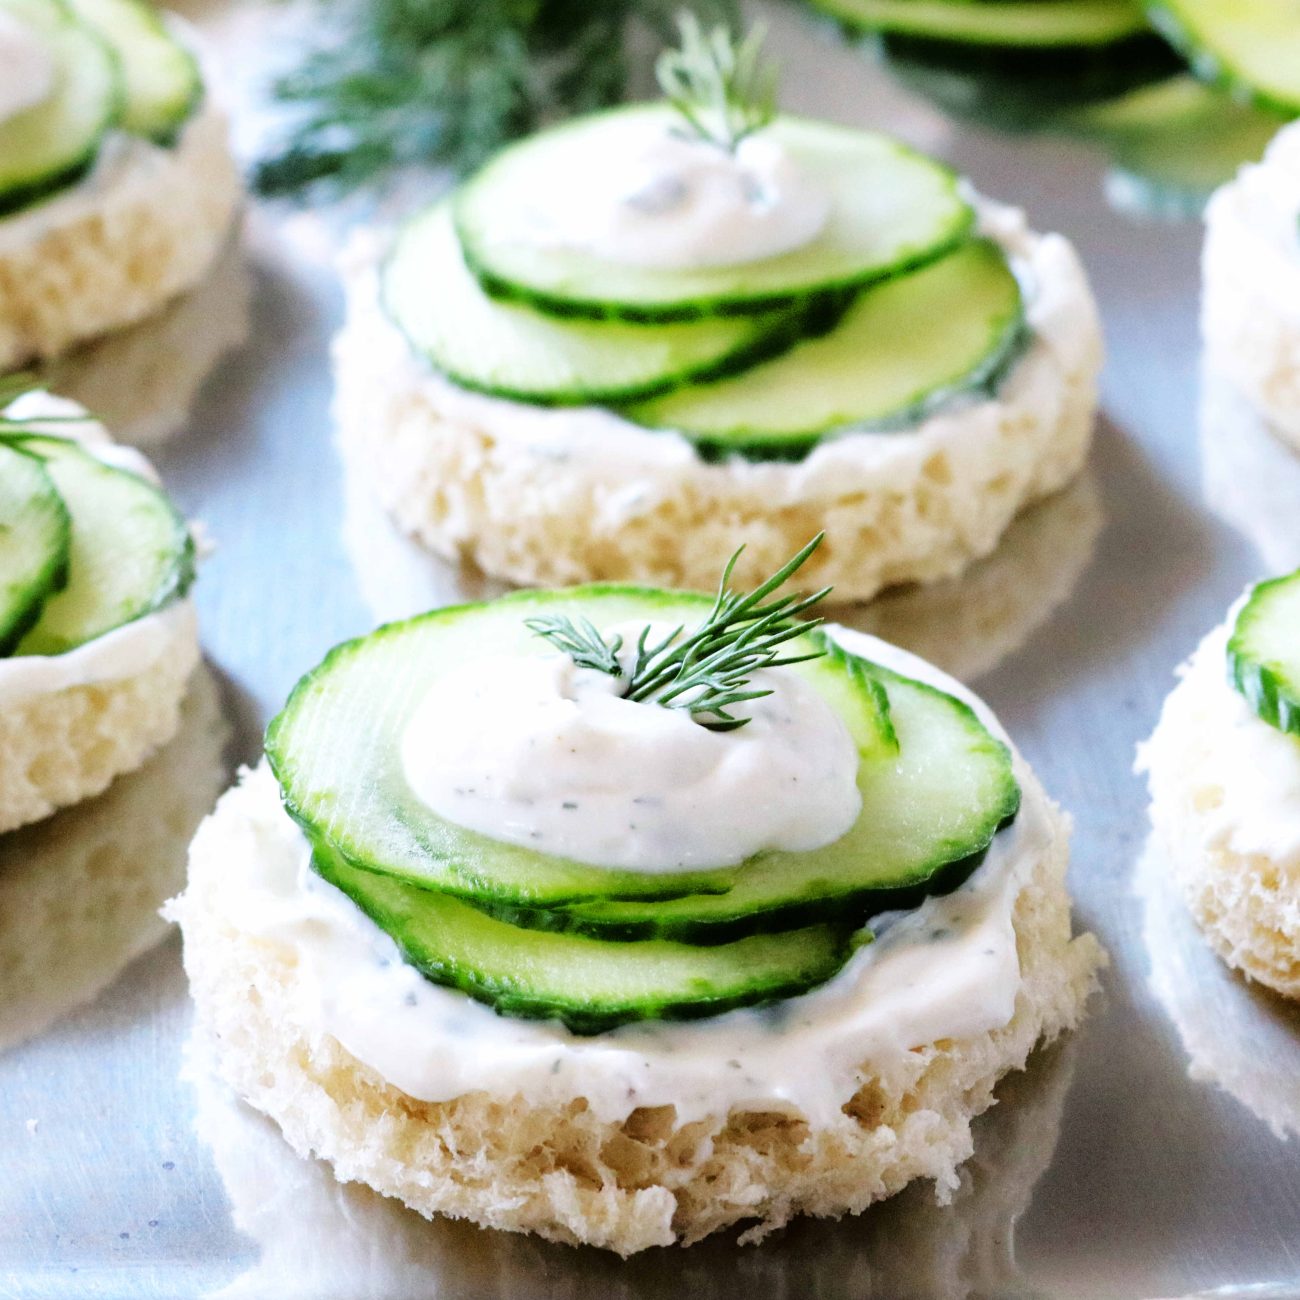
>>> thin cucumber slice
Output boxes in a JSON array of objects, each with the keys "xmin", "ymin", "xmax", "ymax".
[
  {"xmin": 10, "ymin": 436, "xmax": 194, "ymax": 656},
  {"xmin": 623, "ymin": 239, "xmax": 1025, "ymax": 462},
  {"xmin": 0, "ymin": 442, "xmax": 70, "ymax": 655},
  {"xmin": 455, "ymin": 106, "xmax": 973, "ymax": 322},
  {"xmin": 383, "ymin": 203, "xmax": 804, "ymax": 407},
  {"xmin": 812, "ymin": 0, "xmax": 1151, "ymax": 47},
  {"xmin": 266, "ymin": 588, "xmax": 903, "ymax": 917},
  {"xmin": 68, "ymin": 0, "xmax": 200, "ymax": 143},
  {"xmin": 520, "ymin": 663, "xmax": 1020, "ymax": 943},
  {"xmin": 1146, "ymin": 0, "xmax": 1300, "ymax": 115},
  {"xmin": 313, "ymin": 844, "xmax": 857, "ymax": 1034},
  {"xmin": 0, "ymin": 0, "xmax": 121, "ymax": 217},
  {"xmin": 266, "ymin": 588, "xmax": 1017, "ymax": 943},
  {"xmin": 1227, "ymin": 572, "xmax": 1300, "ymax": 735}
]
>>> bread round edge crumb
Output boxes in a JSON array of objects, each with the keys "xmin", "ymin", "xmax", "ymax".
[
  {"xmin": 1143, "ymin": 639, "xmax": 1300, "ymax": 1000},
  {"xmin": 172, "ymin": 773, "xmax": 1104, "ymax": 1257},
  {"xmin": 0, "ymin": 104, "xmax": 242, "ymax": 370}
]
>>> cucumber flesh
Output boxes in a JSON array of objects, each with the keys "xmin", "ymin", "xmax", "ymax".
[
  {"xmin": 532, "ymin": 663, "xmax": 1020, "ymax": 942},
  {"xmin": 68, "ymin": 0, "xmax": 200, "ymax": 142},
  {"xmin": 11, "ymin": 436, "xmax": 194, "ymax": 656},
  {"xmin": 0, "ymin": 442, "xmax": 70, "ymax": 655},
  {"xmin": 383, "ymin": 203, "xmax": 802, "ymax": 407},
  {"xmin": 313, "ymin": 844, "xmax": 857, "ymax": 1034},
  {"xmin": 1227, "ymin": 572, "xmax": 1300, "ymax": 735},
  {"xmin": 266, "ymin": 589, "xmax": 1017, "ymax": 942},
  {"xmin": 813, "ymin": 0, "xmax": 1151, "ymax": 47},
  {"xmin": 455, "ymin": 106, "xmax": 973, "ymax": 322},
  {"xmin": 0, "ymin": 0, "xmax": 120, "ymax": 217},
  {"xmin": 1147, "ymin": 0, "xmax": 1300, "ymax": 115},
  {"xmin": 622, "ymin": 238, "xmax": 1025, "ymax": 461}
]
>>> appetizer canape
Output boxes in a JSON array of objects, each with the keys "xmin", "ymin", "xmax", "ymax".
[
  {"xmin": 334, "ymin": 20, "xmax": 1102, "ymax": 603},
  {"xmin": 171, "ymin": 538, "xmax": 1102, "ymax": 1254},
  {"xmin": 1142, "ymin": 570, "xmax": 1300, "ymax": 1000},
  {"xmin": 0, "ymin": 388, "xmax": 199, "ymax": 833},
  {"xmin": 0, "ymin": 0, "xmax": 240, "ymax": 368},
  {"xmin": 1203, "ymin": 121, "xmax": 1300, "ymax": 448}
]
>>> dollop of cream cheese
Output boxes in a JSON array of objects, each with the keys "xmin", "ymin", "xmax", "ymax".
[
  {"xmin": 401, "ymin": 623, "xmax": 861, "ymax": 871},
  {"xmin": 522, "ymin": 121, "xmax": 830, "ymax": 270},
  {"xmin": 0, "ymin": 10, "xmax": 55, "ymax": 126}
]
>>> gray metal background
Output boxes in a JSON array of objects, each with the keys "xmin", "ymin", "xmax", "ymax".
[{"xmin": 3, "ymin": 4, "xmax": 1300, "ymax": 1296}]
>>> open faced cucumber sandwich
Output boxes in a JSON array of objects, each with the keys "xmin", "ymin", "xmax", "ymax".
[
  {"xmin": 334, "ymin": 19, "xmax": 1103, "ymax": 604},
  {"xmin": 170, "ymin": 536, "xmax": 1102, "ymax": 1254},
  {"xmin": 0, "ymin": 0, "xmax": 240, "ymax": 369},
  {"xmin": 1142, "ymin": 569, "xmax": 1300, "ymax": 1001},
  {"xmin": 0, "ymin": 385, "xmax": 199, "ymax": 833},
  {"xmin": 1203, "ymin": 120, "xmax": 1300, "ymax": 450}
]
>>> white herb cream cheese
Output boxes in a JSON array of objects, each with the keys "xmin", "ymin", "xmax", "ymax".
[
  {"xmin": 219, "ymin": 631, "xmax": 1051, "ymax": 1128},
  {"xmin": 514, "ymin": 118, "xmax": 830, "ymax": 271},
  {"xmin": 400, "ymin": 622, "xmax": 861, "ymax": 872},
  {"xmin": 0, "ymin": 10, "xmax": 54, "ymax": 126}
]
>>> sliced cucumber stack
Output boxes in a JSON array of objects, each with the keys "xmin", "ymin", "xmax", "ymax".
[
  {"xmin": 454, "ymin": 106, "xmax": 973, "ymax": 323},
  {"xmin": 383, "ymin": 203, "xmax": 806, "ymax": 407},
  {"xmin": 315, "ymin": 843, "xmax": 858, "ymax": 1034},
  {"xmin": 69, "ymin": 0, "xmax": 201, "ymax": 143},
  {"xmin": 623, "ymin": 238, "xmax": 1025, "ymax": 461},
  {"xmin": 269, "ymin": 588, "xmax": 1019, "ymax": 994},
  {"xmin": 1228, "ymin": 572, "xmax": 1300, "ymax": 736},
  {"xmin": 0, "ymin": 433, "xmax": 194, "ymax": 657},
  {"xmin": 0, "ymin": 442, "xmax": 70, "ymax": 654},
  {"xmin": 0, "ymin": 0, "xmax": 120, "ymax": 218},
  {"xmin": 1146, "ymin": 0, "xmax": 1300, "ymax": 115}
]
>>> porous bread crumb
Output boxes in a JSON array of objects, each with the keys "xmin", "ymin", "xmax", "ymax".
[
  {"xmin": 332, "ymin": 220, "xmax": 1102, "ymax": 603},
  {"xmin": 173, "ymin": 779, "xmax": 1102, "ymax": 1256},
  {"xmin": 0, "ymin": 104, "xmax": 241, "ymax": 370},
  {"xmin": 0, "ymin": 627, "xmax": 199, "ymax": 835},
  {"xmin": 1143, "ymin": 631, "xmax": 1300, "ymax": 1000}
]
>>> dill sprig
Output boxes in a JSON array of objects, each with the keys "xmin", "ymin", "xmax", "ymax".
[
  {"xmin": 656, "ymin": 14, "xmax": 777, "ymax": 152},
  {"xmin": 254, "ymin": 0, "xmax": 740, "ymax": 200},
  {"xmin": 529, "ymin": 535, "xmax": 831, "ymax": 731}
]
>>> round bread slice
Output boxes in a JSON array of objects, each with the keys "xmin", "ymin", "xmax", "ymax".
[
  {"xmin": 1202, "ymin": 121, "xmax": 1300, "ymax": 449},
  {"xmin": 332, "ymin": 200, "xmax": 1101, "ymax": 604},
  {"xmin": 170, "ymin": 641, "xmax": 1102, "ymax": 1255},
  {"xmin": 0, "ymin": 97, "xmax": 241, "ymax": 369},
  {"xmin": 1142, "ymin": 620, "xmax": 1300, "ymax": 1000}
]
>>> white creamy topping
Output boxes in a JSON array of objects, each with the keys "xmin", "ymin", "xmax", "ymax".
[
  {"xmin": 0, "ymin": 10, "xmax": 55, "ymax": 126},
  {"xmin": 401, "ymin": 625, "xmax": 861, "ymax": 871},
  {"xmin": 1205, "ymin": 120, "xmax": 1300, "ymax": 324},
  {"xmin": 519, "ymin": 121, "xmax": 830, "ymax": 270},
  {"xmin": 217, "ymin": 631, "xmax": 1051, "ymax": 1128},
  {"xmin": 0, "ymin": 393, "xmax": 194, "ymax": 703}
]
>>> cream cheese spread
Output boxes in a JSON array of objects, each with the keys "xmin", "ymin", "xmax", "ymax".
[
  {"xmin": 0, "ymin": 10, "xmax": 54, "ymax": 125},
  {"xmin": 0, "ymin": 391, "xmax": 196, "ymax": 703},
  {"xmin": 400, "ymin": 622, "xmax": 861, "ymax": 871},
  {"xmin": 516, "ymin": 119, "xmax": 830, "ymax": 270},
  {"xmin": 208, "ymin": 631, "xmax": 1054, "ymax": 1128}
]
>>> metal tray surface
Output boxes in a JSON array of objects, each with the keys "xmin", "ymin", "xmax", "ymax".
[{"xmin": 3, "ymin": 4, "xmax": 1300, "ymax": 1296}]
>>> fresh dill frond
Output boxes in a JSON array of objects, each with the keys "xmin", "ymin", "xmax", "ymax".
[
  {"xmin": 254, "ymin": 0, "xmax": 740, "ymax": 200},
  {"xmin": 529, "ymin": 535, "xmax": 831, "ymax": 731},
  {"xmin": 656, "ymin": 14, "xmax": 778, "ymax": 152}
]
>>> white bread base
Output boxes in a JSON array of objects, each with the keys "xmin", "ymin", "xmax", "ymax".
[
  {"xmin": 1143, "ymin": 632, "xmax": 1300, "ymax": 1000},
  {"xmin": 0, "ymin": 618, "xmax": 199, "ymax": 834},
  {"xmin": 174, "ymin": 781, "xmax": 1101, "ymax": 1256},
  {"xmin": 333, "ymin": 219, "xmax": 1101, "ymax": 604},
  {"xmin": 0, "ymin": 104, "xmax": 241, "ymax": 369}
]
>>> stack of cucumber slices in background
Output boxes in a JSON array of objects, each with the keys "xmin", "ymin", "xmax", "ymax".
[
  {"xmin": 384, "ymin": 103, "xmax": 1027, "ymax": 462},
  {"xmin": 265, "ymin": 575, "xmax": 1021, "ymax": 1034},
  {"xmin": 0, "ymin": 0, "xmax": 200, "ymax": 218},
  {"xmin": 0, "ymin": 430, "xmax": 193, "ymax": 658},
  {"xmin": 804, "ymin": 0, "xmax": 1298, "ymax": 216}
]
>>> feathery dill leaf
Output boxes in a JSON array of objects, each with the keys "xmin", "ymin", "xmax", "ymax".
[
  {"xmin": 529, "ymin": 535, "xmax": 831, "ymax": 731},
  {"xmin": 254, "ymin": 0, "xmax": 740, "ymax": 199}
]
